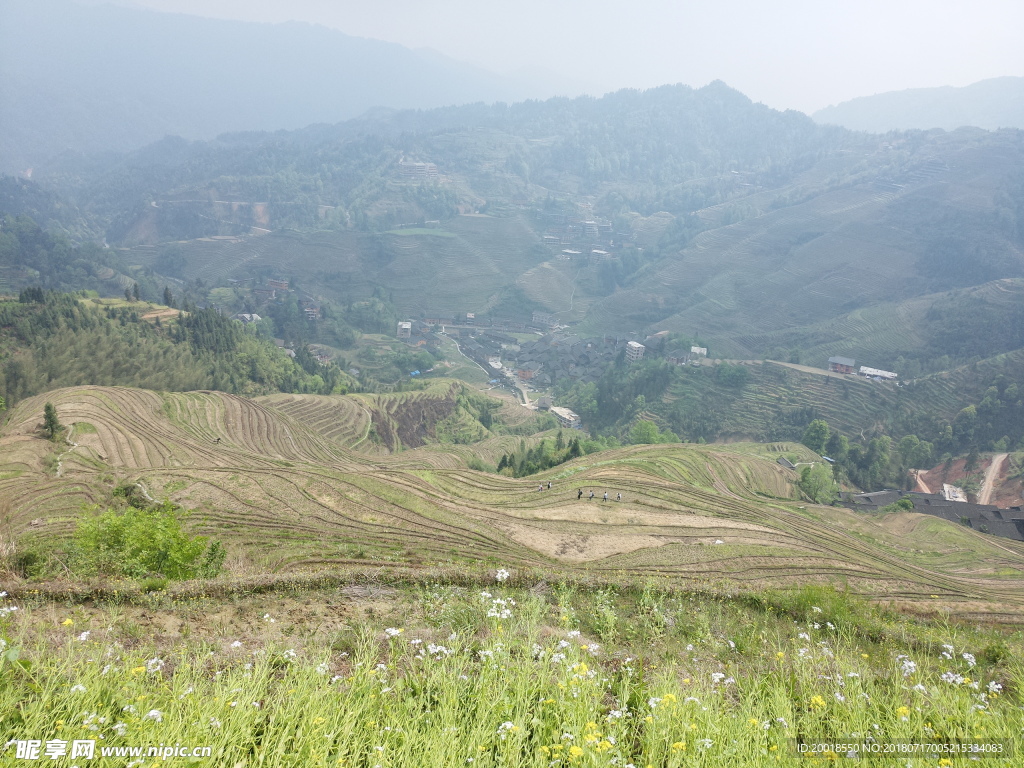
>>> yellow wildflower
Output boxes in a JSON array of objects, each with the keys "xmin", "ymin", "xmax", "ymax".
[
  {"xmin": 671, "ymin": 741, "xmax": 686, "ymax": 751},
  {"xmin": 809, "ymin": 695, "xmax": 826, "ymax": 710},
  {"xmin": 896, "ymin": 706, "xmax": 910, "ymax": 718},
  {"xmin": 569, "ymin": 745, "xmax": 584, "ymax": 758},
  {"xmin": 61, "ymin": 618, "xmax": 74, "ymax": 626}
]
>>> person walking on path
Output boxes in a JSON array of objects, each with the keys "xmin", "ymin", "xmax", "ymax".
[
  {"xmin": 577, "ymin": 488, "xmax": 583, "ymax": 500},
  {"xmin": 603, "ymin": 492, "xmax": 608, "ymax": 502},
  {"xmin": 538, "ymin": 484, "xmax": 544, "ymax": 491},
  {"xmin": 589, "ymin": 490, "xmax": 595, "ymax": 500},
  {"xmin": 547, "ymin": 482, "xmax": 552, "ymax": 490},
  {"xmin": 616, "ymin": 492, "xmax": 621, "ymax": 501}
]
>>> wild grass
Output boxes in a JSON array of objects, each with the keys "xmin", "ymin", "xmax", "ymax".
[{"xmin": 0, "ymin": 581, "xmax": 1021, "ymax": 766}]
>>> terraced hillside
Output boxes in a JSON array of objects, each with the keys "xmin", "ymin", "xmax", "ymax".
[
  {"xmin": 582, "ymin": 133, "xmax": 1024, "ymax": 343},
  {"xmin": 127, "ymin": 214, "xmax": 546, "ymax": 315},
  {"xmin": 4, "ymin": 385, "xmax": 1024, "ymax": 616},
  {"xmin": 258, "ymin": 380, "xmax": 551, "ymax": 455},
  {"xmin": 731, "ymin": 278, "xmax": 1024, "ymax": 371}
]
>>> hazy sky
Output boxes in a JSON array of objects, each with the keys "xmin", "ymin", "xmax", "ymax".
[{"xmin": 102, "ymin": 0, "xmax": 1022, "ymax": 113}]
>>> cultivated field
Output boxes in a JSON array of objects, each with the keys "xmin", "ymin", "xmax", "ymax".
[{"xmin": 4, "ymin": 386, "xmax": 1024, "ymax": 617}]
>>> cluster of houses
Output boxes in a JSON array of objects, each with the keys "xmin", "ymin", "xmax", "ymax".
[
  {"xmin": 507, "ymin": 334, "xmax": 652, "ymax": 389},
  {"xmin": 226, "ymin": 277, "xmax": 322, "ymax": 322},
  {"xmin": 827, "ymin": 356, "xmax": 898, "ymax": 380},
  {"xmin": 839, "ymin": 489, "xmax": 1024, "ymax": 542}
]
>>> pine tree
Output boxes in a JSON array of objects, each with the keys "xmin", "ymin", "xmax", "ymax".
[
  {"xmin": 132, "ymin": 283, "xmax": 140, "ymax": 301},
  {"xmin": 164, "ymin": 287, "xmax": 174, "ymax": 308},
  {"xmin": 43, "ymin": 402, "xmax": 62, "ymax": 440}
]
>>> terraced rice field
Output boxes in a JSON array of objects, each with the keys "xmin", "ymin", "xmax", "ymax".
[{"xmin": 4, "ymin": 385, "xmax": 1024, "ymax": 615}]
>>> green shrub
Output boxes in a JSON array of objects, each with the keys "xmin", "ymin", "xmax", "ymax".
[{"xmin": 72, "ymin": 501, "xmax": 225, "ymax": 580}]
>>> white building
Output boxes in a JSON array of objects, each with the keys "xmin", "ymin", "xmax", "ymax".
[
  {"xmin": 550, "ymin": 407, "xmax": 582, "ymax": 430},
  {"xmin": 626, "ymin": 341, "xmax": 646, "ymax": 364},
  {"xmin": 397, "ymin": 321, "xmax": 412, "ymax": 339},
  {"xmin": 690, "ymin": 346, "xmax": 707, "ymax": 357},
  {"xmin": 859, "ymin": 366, "xmax": 897, "ymax": 380}
]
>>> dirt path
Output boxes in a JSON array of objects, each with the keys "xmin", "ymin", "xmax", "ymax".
[
  {"xmin": 978, "ymin": 453, "xmax": 1008, "ymax": 506},
  {"xmin": 913, "ymin": 469, "xmax": 932, "ymax": 494}
]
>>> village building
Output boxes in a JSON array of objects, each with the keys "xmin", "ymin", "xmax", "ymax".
[
  {"xmin": 422, "ymin": 310, "xmax": 455, "ymax": 325},
  {"xmin": 397, "ymin": 321, "xmax": 412, "ymax": 339},
  {"xmin": 625, "ymin": 341, "xmax": 646, "ymax": 364},
  {"xmin": 252, "ymin": 288, "xmax": 276, "ymax": 301},
  {"xmin": 550, "ymin": 406, "xmax": 582, "ymax": 430},
  {"xmin": 859, "ymin": 366, "xmax": 897, "ymax": 380},
  {"xmin": 517, "ymin": 361, "xmax": 542, "ymax": 381},
  {"xmin": 828, "ymin": 356, "xmax": 856, "ymax": 374},
  {"xmin": 690, "ymin": 345, "xmax": 708, "ymax": 357},
  {"xmin": 532, "ymin": 311, "xmax": 556, "ymax": 327},
  {"xmin": 266, "ymin": 279, "xmax": 289, "ymax": 291},
  {"xmin": 233, "ymin": 313, "xmax": 262, "ymax": 324},
  {"xmin": 398, "ymin": 160, "xmax": 439, "ymax": 180}
]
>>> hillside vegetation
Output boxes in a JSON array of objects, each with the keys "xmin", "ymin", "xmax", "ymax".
[
  {"xmin": 1, "ymin": 576, "xmax": 1021, "ymax": 767},
  {"xmin": 0, "ymin": 291, "xmax": 352, "ymax": 407}
]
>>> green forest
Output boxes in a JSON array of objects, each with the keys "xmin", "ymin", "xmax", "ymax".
[{"xmin": 0, "ymin": 291, "xmax": 353, "ymax": 408}]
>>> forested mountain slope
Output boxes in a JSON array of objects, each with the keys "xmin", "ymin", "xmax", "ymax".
[{"xmin": 813, "ymin": 77, "xmax": 1024, "ymax": 133}]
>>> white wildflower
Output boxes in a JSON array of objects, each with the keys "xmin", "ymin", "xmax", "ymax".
[
  {"xmin": 70, "ymin": 684, "xmax": 87, "ymax": 693},
  {"xmin": 987, "ymin": 681, "xmax": 1002, "ymax": 694},
  {"xmin": 144, "ymin": 710, "xmax": 163, "ymax": 722},
  {"xmin": 940, "ymin": 671, "xmax": 964, "ymax": 685},
  {"xmin": 962, "ymin": 652, "xmax": 976, "ymax": 668},
  {"xmin": 146, "ymin": 657, "xmax": 165, "ymax": 673},
  {"xmin": 77, "ymin": 631, "xmax": 91, "ymax": 642},
  {"xmin": 384, "ymin": 627, "xmax": 403, "ymax": 637},
  {"xmin": 495, "ymin": 568, "xmax": 510, "ymax": 582},
  {"xmin": 231, "ymin": 640, "xmax": 243, "ymax": 648}
]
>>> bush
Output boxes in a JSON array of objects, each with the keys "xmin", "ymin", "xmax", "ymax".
[{"xmin": 72, "ymin": 501, "xmax": 225, "ymax": 580}]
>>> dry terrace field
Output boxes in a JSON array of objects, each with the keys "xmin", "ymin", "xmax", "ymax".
[{"xmin": 3, "ymin": 386, "xmax": 1024, "ymax": 618}]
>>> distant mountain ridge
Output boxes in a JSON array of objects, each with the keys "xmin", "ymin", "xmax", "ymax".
[
  {"xmin": 813, "ymin": 77, "xmax": 1024, "ymax": 133},
  {"xmin": 0, "ymin": 0, "xmax": 584, "ymax": 172}
]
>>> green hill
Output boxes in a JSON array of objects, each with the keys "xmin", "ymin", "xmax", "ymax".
[{"xmin": 0, "ymin": 291, "xmax": 353, "ymax": 408}]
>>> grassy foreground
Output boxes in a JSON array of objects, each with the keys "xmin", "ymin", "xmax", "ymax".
[{"xmin": 1, "ymin": 577, "xmax": 1021, "ymax": 767}]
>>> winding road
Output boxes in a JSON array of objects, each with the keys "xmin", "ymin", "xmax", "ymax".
[{"xmin": 978, "ymin": 453, "xmax": 1008, "ymax": 506}]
